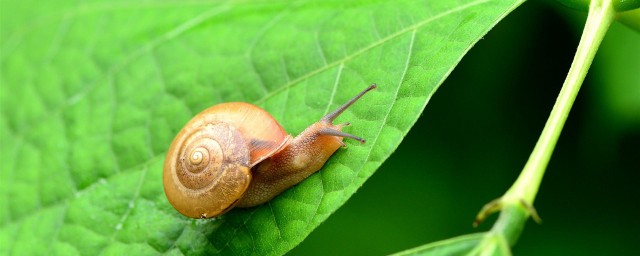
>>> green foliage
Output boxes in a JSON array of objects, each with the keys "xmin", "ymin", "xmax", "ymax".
[
  {"xmin": 292, "ymin": 1, "xmax": 639, "ymax": 256},
  {"xmin": 555, "ymin": 0, "xmax": 640, "ymax": 11},
  {"xmin": 391, "ymin": 233, "xmax": 491, "ymax": 256},
  {"xmin": 384, "ymin": 0, "xmax": 629, "ymax": 254},
  {"xmin": 1, "ymin": 0, "xmax": 526, "ymax": 255}
]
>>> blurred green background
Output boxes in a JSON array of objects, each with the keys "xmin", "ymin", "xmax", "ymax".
[{"xmin": 291, "ymin": 1, "xmax": 640, "ymax": 255}]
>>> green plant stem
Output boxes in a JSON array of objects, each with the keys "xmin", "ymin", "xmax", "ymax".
[{"xmin": 492, "ymin": 0, "xmax": 616, "ymax": 244}]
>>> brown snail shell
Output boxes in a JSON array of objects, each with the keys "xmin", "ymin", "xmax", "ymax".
[{"xmin": 163, "ymin": 102, "xmax": 290, "ymax": 218}]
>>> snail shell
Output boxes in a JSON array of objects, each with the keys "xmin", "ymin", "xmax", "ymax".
[{"xmin": 163, "ymin": 102, "xmax": 290, "ymax": 218}]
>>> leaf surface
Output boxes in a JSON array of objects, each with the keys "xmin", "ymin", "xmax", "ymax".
[{"xmin": 0, "ymin": 0, "xmax": 523, "ymax": 255}]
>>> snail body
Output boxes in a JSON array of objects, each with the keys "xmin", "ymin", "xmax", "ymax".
[{"xmin": 163, "ymin": 85, "xmax": 376, "ymax": 218}]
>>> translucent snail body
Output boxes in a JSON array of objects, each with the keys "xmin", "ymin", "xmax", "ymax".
[{"xmin": 163, "ymin": 85, "xmax": 376, "ymax": 218}]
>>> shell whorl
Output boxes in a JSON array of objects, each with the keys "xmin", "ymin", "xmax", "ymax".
[
  {"xmin": 176, "ymin": 127, "xmax": 225, "ymax": 190},
  {"xmin": 164, "ymin": 121, "xmax": 252, "ymax": 218}
]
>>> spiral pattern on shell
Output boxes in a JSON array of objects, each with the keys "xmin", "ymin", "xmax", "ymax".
[
  {"xmin": 176, "ymin": 131, "xmax": 224, "ymax": 190},
  {"xmin": 163, "ymin": 121, "xmax": 252, "ymax": 218}
]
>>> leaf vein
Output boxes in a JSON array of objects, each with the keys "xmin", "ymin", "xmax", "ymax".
[
  {"xmin": 254, "ymin": 0, "xmax": 489, "ymax": 105},
  {"xmin": 322, "ymin": 63, "xmax": 343, "ymax": 116}
]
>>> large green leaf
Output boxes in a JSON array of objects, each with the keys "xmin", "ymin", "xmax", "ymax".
[
  {"xmin": 1, "ymin": 0, "xmax": 523, "ymax": 255},
  {"xmin": 390, "ymin": 233, "xmax": 510, "ymax": 256}
]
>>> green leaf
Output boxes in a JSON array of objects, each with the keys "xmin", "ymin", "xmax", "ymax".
[
  {"xmin": 391, "ymin": 204, "xmax": 529, "ymax": 256},
  {"xmin": 1, "ymin": 0, "xmax": 523, "ymax": 255},
  {"xmin": 389, "ymin": 226, "xmax": 512, "ymax": 256},
  {"xmin": 391, "ymin": 233, "xmax": 489, "ymax": 256}
]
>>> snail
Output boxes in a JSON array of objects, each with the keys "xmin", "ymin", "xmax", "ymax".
[{"xmin": 163, "ymin": 84, "xmax": 376, "ymax": 218}]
